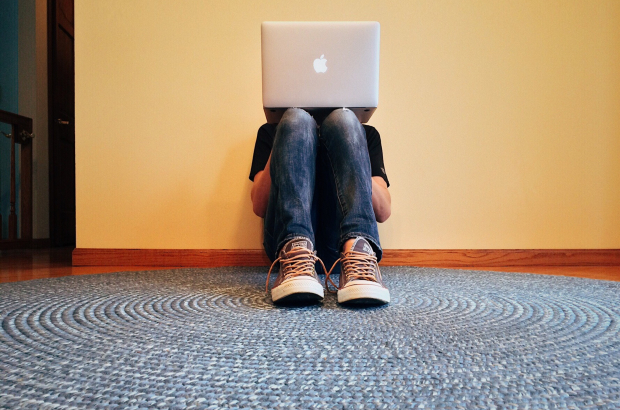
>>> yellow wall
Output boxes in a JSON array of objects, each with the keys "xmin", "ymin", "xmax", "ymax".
[{"xmin": 75, "ymin": 0, "xmax": 620, "ymax": 250}]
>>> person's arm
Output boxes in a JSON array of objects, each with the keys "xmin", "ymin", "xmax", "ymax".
[
  {"xmin": 371, "ymin": 176, "xmax": 391, "ymax": 223},
  {"xmin": 251, "ymin": 154, "xmax": 272, "ymax": 218}
]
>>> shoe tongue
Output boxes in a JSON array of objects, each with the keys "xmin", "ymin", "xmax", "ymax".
[
  {"xmin": 345, "ymin": 238, "xmax": 377, "ymax": 283},
  {"xmin": 350, "ymin": 237, "xmax": 374, "ymax": 255},
  {"xmin": 282, "ymin": 238, "xmax": 313, "ymax": 255}
]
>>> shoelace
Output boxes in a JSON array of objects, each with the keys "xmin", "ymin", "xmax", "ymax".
[
  {"xmin": 265, "ymin": 248, "xmax": 328, "ymax": 293},
  {"xmin": 324, "ymin": 250, "xmax": 383, "ymax": 293}
]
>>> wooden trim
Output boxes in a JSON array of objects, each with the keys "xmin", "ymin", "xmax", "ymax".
[
  {"xmin": 73, "ymin": 249, "xmax": 272, "ymax": 267},
  {"xmin": 0, "ymin": 109, "xmax": 32, "ymax": 129},
  {"xmin": 380, "ymin": 249, "xmax": 620, "ymax": 267},
  {"xmin": 19, "ymin": 123, "xmax": 33, "ymax": 240},
  {"xmin": 0, "ymin": 239, "xmax": 32, "ymax": 250},
  {"xmin": 31, "ymin": 238, "xmax": 52, "ymax": 248},
  {"xmin": 72, "ymin": 248, "xmax": 620, "ymax": 267},
  {"xmin": 0, "ymin": 238, "xmax": 51, "ymax": 250}
]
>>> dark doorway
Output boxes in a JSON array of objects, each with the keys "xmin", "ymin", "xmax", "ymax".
[{"xmin": 48, "ymin": 0, "xmax": 75, "ymax": 247}]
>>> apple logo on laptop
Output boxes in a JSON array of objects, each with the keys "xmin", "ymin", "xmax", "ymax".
[{"xmin": 313, "ymin": 55, "xmax": 327, "ymax": 73}]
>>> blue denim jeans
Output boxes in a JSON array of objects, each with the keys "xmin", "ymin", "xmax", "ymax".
[{"xmin": 263, "ymin": 108, "xmax": 382, "ymax": 274}]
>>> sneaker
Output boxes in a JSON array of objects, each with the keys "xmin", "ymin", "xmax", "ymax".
[
  {"xmin": 266, "ymin": 238, "xmax": 326, "ymax": 304},
  {"xmin": 325, "ymin": 237, "xmax": 390, "ymax": 305}
]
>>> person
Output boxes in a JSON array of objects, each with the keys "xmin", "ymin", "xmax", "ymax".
[{"xmin": 249, "ymin": 107, "xmax": 391, "ymax": 305}]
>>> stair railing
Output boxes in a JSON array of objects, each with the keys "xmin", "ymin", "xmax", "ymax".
[{"xmin": 0, "ymin": 109, "xmax": 34, "ymax": 249}]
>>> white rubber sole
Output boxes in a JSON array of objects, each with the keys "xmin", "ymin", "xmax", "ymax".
[
  {"xmin": 338, "ymin": 280, "xmax": 390, "ymax": 305},
  {"xmin": 271, "ymin": 277, "xmax": 324, "ymax": 303}
]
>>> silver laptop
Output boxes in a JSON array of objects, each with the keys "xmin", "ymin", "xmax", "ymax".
[{"xmin": 262, "ymin": 21, "xmax": 380, "ymax": 124}]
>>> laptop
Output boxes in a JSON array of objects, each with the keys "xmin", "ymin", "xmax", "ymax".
[{"xmin": 261, "ymin": 21, "xmax": 380, "ymax": 124}]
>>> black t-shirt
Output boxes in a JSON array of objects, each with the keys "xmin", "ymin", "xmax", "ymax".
[{"xmin": 249, "ymin": 123, "xmax": 389, "ymax": 187}]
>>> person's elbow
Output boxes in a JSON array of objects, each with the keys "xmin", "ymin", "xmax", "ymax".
[
  {"xmin": 252, "ymin": 201, "xmax": 267, "ymax": 218},
  {"xmin": 375, "ymin": 205, "xmax": 391, "ymax": 223},
  {"xmin": 251, "ymin": 170, "xmax": 270, "ymax": 218},
  {"xmin": 374, "ymin": 196, "xmax": 391, "ymax": 222},
  {"xmin": 371, "ymin": 177, "xmax": 391, "ymax": 223},
  {"xmin": 250, "ymin": 189, "xmax": 267, "ymax": 218}
]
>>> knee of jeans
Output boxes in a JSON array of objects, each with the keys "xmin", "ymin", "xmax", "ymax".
[
  {"xmin": 322, "ymin": 108, "xmax": 364, "ymax": 145},
  {"xmin": 280, "ymin": 108, "xmax": 317, "ymax": 133}
]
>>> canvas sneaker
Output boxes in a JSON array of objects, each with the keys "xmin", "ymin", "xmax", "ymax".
[
  {"xmin": 325, "ymin": 237, "xmax": 390, "ymax": 305},
  {"xmin": 266, "ymin": 238, "xmax": 326, "ymax": 304}
]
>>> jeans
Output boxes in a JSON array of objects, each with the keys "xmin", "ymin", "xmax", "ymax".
[{"xmin": 263, "ymin": 107, "xmax": 382, "ymax": 275}]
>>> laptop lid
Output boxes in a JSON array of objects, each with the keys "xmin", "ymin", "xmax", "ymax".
[{"xmin": 261, "ymin": 21, "xmax": 380, "ymax": 123}]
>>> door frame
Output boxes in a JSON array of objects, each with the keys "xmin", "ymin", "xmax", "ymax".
[{"xmin": 47, "ymin": 0, "xmax": 75, "ymax": 247}]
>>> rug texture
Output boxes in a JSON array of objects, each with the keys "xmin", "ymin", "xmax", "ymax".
[{"xmin": 0, "ymin": 267, "xmax": 619, "ymax": 409}]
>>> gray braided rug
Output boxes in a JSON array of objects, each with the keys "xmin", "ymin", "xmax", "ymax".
[{"xmin": 1, "ymin": 267, "xmax": 619, "ymax": 409}]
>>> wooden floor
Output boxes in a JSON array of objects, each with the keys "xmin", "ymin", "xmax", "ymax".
[{"xmin": 1, "ymin": 247, "xmax": 620, "ymax": 283}]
